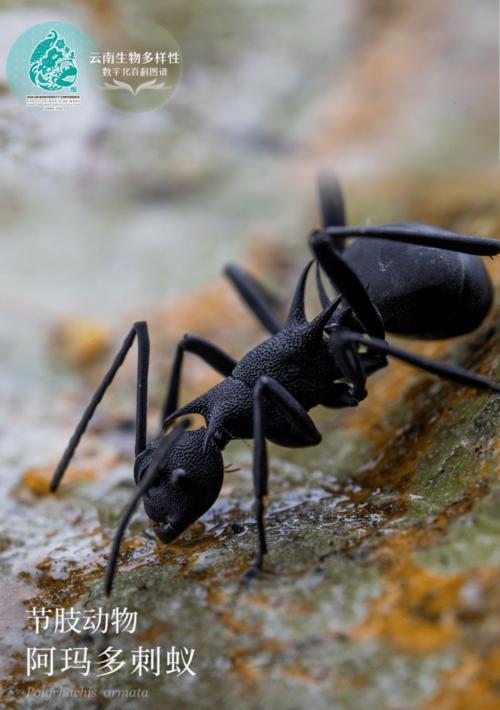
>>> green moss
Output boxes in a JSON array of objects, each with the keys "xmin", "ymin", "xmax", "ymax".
[{"xmin": 402, "ymin": 392, "xmax": 499, "ymax": 525}]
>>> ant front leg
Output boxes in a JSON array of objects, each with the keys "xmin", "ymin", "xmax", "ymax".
[
  {"xmin": 328, "ymin": 327, "xmax": 389, "ymax": 401},
  {"xmin": 247, "ymin": 376, "xmax": 321, "ymax": 578},
  {"xmin": 161, "ymin": 334, "xmax": 237, "ymax": 425},
  {"xmin": 329, "ymin": 331, "xmax": 368, "ymax": 402},
  {"xmin": 50, "ymin": 321, "xmax": 151, "ymax": 492}
]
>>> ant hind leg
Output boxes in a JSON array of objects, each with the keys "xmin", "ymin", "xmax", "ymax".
[
  {"xmin": 335, "ymin": 330, "xmax": 500, "ymax": 393},
  {"xmin": 224, "ymin": 263, "xmax": 283, "ymax": 335},
  {"xmin": 314, "ymin": 223, "xmax": 500, "ymax": 257},
  {"xmin": 317, "ymin": 171, "xmax": 347, "ymax": 252}
]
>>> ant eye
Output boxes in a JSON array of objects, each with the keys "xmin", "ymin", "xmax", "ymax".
[{"xmin": 171, "ymin": 468, "xmax": 189, "ymax": 488}]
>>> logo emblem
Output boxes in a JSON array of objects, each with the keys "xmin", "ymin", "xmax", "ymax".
[
  {"xmin": 7, "ymin": 21, "xmax": 94, "ymax": 109},
  {"xmin": 29, "ymin": 28, "xmax": 78, "ymax": 91}
]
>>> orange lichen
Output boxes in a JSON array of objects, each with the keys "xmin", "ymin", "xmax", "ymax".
[
  {"xmin": 350, "ymin": 519, "xmax": 500, "ymax": 696},
  {"xmin": 352, "ymin": 556, "xmax": 460, "ymax": 652},
  {"xmin": 279, "ymin": 664, "xmax": 319, "ymax": 685},
  {"xmin": 135, "ymin": 620, "xmax": 172, "ymax": 643},
  {"xmin": 21, "ymin": 465, "xmax": 97, "ymax": 496},
  {"xmin": 156, "ymin": 279, "xmax": 246, "ymax": 340},
  {"xmin": 245, "ymin": 231, "xmax": 293, "ymax": 277},
  {"xmin": 346, "ymin": 340, "xmax": 451, "ymax": 439},
  {"xmin": 424, "ymin": 650, "xmax": 500, "ymax": 710},
  {"xmin": 49, "ymin": 317, "xmax": 110, "ymax": 369},
  {"xmin": 228, "ymin": 637, "xmax": 285, "ymax": 686},
  {"xmin": 228, "ymin": 649, "xmax": 261, "ymax": 685},
  {"xmin": 207, "ymin": 588, "xmax": 255, "ymax": 636}
]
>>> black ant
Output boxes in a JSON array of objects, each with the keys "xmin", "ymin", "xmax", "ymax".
[{"xmin": 50, "ymin": 174, "xmax": 500, "ymax": 595}]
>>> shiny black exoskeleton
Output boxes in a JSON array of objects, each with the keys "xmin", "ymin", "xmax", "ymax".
[{"xmin": 50, "ymin": 175, "xmax": 500, "ymax": 595}]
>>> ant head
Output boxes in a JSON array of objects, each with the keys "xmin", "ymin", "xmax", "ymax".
[{"xmin": 134, "ymin": 428, "xmax": 224, "ymax": 543}]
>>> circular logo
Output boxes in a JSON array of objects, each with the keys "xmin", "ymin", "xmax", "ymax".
[{"xmin": 7, "ymin": 21, "xmax": 95, "ymax": 110}]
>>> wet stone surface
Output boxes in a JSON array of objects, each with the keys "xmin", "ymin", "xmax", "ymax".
[
  {"xmin": 1, "ymin": 173, "xmax": 499, "ymax": 708},
  {"xmin": 1, "ymin": 308, "xmax": 499, "ymax": 708}
]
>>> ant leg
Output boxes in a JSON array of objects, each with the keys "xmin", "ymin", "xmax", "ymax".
[
  {"xmin": 315, "ymin": 261, "xmax": 330, "ymax": 309},
  {"xmin": 310, "ymin": 229, "xmax": 386, "ymax": 339},
  {"xmin": 316, "ymin": 223, "xmax": 500, "ymax": 257},
  {"xmin": 161, "ymin": 334, "xmax": 237, "ymax": 425},
  {"xmin": 224, "ymin": 263, "xmax": 283, "ymax": 335},
  {"xmin": 320, "ymin": 382, "xmax": 360, "ymax": 408},
  {"xmin": 329, "ymin": 330, "xmax": 368, "ymax": 401},
  {"xmin": 310, "ymin": 230, "xmax": 388, "ymax": 395},
  {"xmin": 335, "ymin": 330, "xmax": 500, "ymax": 393},
  {"xmin": 328, "ymin": 330, "xmax": 391, "ymax": 401},
  {"xmin": 319, "ymin": 352, "xmax": 389, "ymax": 409},
  {"xmin": 226, "ymin": 173, "xmax": 346, "ymax": 323},
  {"xmin": 360, "ymin": 351, "xmax": 389, "ymax": 377},
  {"xmin": 328, "ymin": 325, "xmax": 389, "ymax": 400},
  {"xmin": 248, "ymin": 376, "xmax": 321, "ymax": 576},
  {"xmin": 50, "ymin": 322, "xmax": 150, "ymax": 492},
  {"xmin": 312, "ymin": 172, "xmax": 347, "ymax": 305},
  {"xmin": 317, "ymin": 171, "xmax": 346, "ymax": 252}
]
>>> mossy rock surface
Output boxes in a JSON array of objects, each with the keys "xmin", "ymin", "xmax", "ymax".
[{"xmin": 1, "ymin": 188, "xmax": 499, "ymax": 709}]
